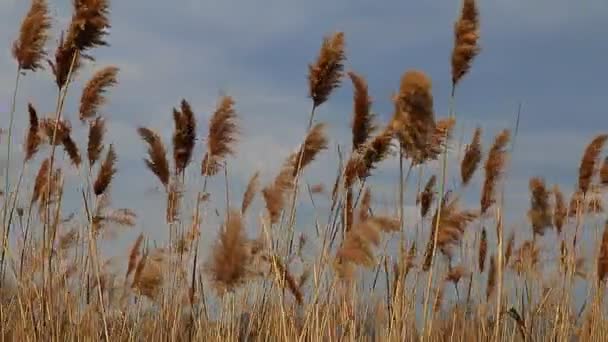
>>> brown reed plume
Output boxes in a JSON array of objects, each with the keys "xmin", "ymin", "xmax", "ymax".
[
  {"xmin": 598, "ymin": 221, "xmax": 608, "ymax": 284},
  {"xmin": 266, "ymin": 254, "xmax": 304, "ymax": 305},
  {"xmin": 423, "ymin": 194, "xmax": 477, "ymax": 270},
  {"xmin": 93, "ymin": 144, "xmax": 116, "ymax": 196},
  {"xmin": 418, "ymin": 117, "xmax": 456, "ymax": 164},
  {"xmin": 511, "ymin": 240, "xmax": 540, "ymax": 275},
  {"xmin": 263, "ymin": 164, "xmax": 295, "ymax": 224},
  {"xmin": 599, "ymin": 157, "xmax": 608, "ymax": 186},
  {"xmin": 202, "ymin": 96, "xmax": 239, "ymax": 176},
  {"xmin": 308, "ymin": 32, "xmax": 345, "ymax": 107},
  {"xmin": 30, "ymin": 162, "xmax": 61, "ymax": 213},
  {"xmin": 445, "ymin": 265, "xmax": 468, "ymax": 286},
  {"xmin": 344, "ymin": 126, "xmax": 393, "ymax": 188},
  {"xmin": 12, "ymin": 0, "xmax": 51, "ymax": 72},
  {"xmin": 479, "ymin": 228, "xmax": 487, "ymax": 272},
  {"xmin": 40, "ymin": 117, "xmax": 81, "ymax": 166},
  {"xmin": 486, "ymin": 255, "xmax": 496, "ymax": 301},
  {"xmin": 87, "ymin": 116, "xmax": 105, "ymax": 168},
  {"xmin": 138, "ymin": 127, "xmax": 170, "ymax": 188},
  {"xmin": 578, "ymin": 134, "xmax": 608, "ymax": 194},
  {"xmin": 461, "ymin": 126, "xmax": 482, "ymax": 185},
  {"xmin": 62, "ymin": 134, "xmax": 81, "ymax": 167},
  {"xmin": 166, "ymin": 180, "xmax": 182, "ymax": 223},
  {"xmin": 335, "ymin": 215, "xmax": 400, "ymax": 280},
  {"xmin": 417, "ymin": 175, "xmax": 437, "ymax": 218},
  {"xmin": 392, "ymin": 70, "xmax": 436, "ymax": 164},
  {"xmin": 172, "ymin": 99, "xmax": 197, "ymax": 175},
  {"xmin": 553, "ymin": 185, "xmax": 567, "ymax": 235},
  {"xmin": 568, "ymin": 188, "xmax": 604, "ymax": 217},
  {"xmin": 528, "ymin": 177, "xmax": 552, "ymax": 237},
  {"xmin": 50, "ymin": 0, "xmax": 111, "ymax": 89},
  {"xmin": 31, "ymin": 158, "xmax": 50, "ymax": 205},
  {"xmin": 25, "ymin": 103, "xmax": 42, "ymax": 162},
  {"xmin": 79, "ymin": 66, "xmax": 119, "ymax": 121},
  {"xmin": 504, "ymin": 232, "xmax": 515, "ymax": 267},
  {"xmin": 290, "ymin": 123, "xmax": 329, "ymax": 177},
  {"xmin": 206, "ymin": 210, "xmax": 251, "ymax": 293},
  {"xmin": 132, "ymin": 250, "xmax": 165, "ymax": 300},
  {"xmin": 451, "ymin": 0, "xmax": 480, "ymax": 90},
  {"xmin": 242, "ymin": 171, "xmax": 260, "ymax": 214},
  {"xmin": 348, "ymin": 71, "xmax": 375, "ymax": 151},
  {"xmin": 126, "ymin": 233, "xmax": 144, "ymax": 279},
  {"xmin": 480, "ymin": 129, "xmax": 510, "ymax": 215}
]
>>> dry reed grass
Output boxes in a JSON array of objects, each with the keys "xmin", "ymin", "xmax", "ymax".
[{"xmin": 2, "ymin": 1, "xmax": 608, "ymax": 341}]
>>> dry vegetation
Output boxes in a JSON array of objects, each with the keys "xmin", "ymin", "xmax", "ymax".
[{"xmin": 1, "ymin": 0, "xmax": 608, "ymax": 341}]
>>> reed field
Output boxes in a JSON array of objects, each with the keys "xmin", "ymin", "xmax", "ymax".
[{"xmin": 1, "ymin": 0, "xmax": 608, "ymax": 340}]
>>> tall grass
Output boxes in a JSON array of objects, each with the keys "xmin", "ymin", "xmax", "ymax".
[{"xmin": 1, "ymin": 0, "xmax": 608, "ymax": 341}]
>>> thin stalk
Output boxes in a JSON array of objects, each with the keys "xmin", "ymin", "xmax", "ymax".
[
  {"xmin": 421, "ymin": 92, "xmax": 455, "ymax": 341},
  {"xmin": 286, "ymin": 104, "xmax": 317, "ymax": 255},
  {"xmin": 3, "ymin": 67, "xmax": 22, "ymax": 218},
  {"xmin": 1, "ymin": 68, "xmax": 22, "ymax": 280},
  {"xmin": 0, "ymin": 160, "xmax": 27, "ymax": 281}
]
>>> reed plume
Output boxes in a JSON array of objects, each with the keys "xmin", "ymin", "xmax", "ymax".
[
  {"xmin": 126, "ymin": 233, "xmax": 144, "ymax": 279},
  {"xmin": 68, "ymin": 0, "xmax": 111, "ymax": 53},
  {"xmin": 79, "ymin": 66, "xmax": 119, "ymax": 121},
  {"xmin": 138, "ymin": 127, "xmax": 170, "ymax": 188},
  {"xmin": 202, "ymin": 96, "xmax": 239, "ymax": 176},
  {"xmin": 486, "ymin": 255, "xmax": 496, "ymax": 301},
  {"xmin": 267, "ymin": 254, "xmax": 304, "ymax": 305},
  {"xmin": 132, "ymin": 250, "xmax": 165, "ymax": 300},
  {"xmin": 417, "ymin": 175, "xmax": 437, "ymax": 218},
  {"xmin": 290, "ymin": 123, "xmax": 329, "ymax": 177},
  {"xmin": 461, "ymin": 126, "xmax": 482, "ymax": 185},
  {"xmin": 511, "ymin": 240, "xmax": 539, "ymax": 275},
  {"xmin": 433, "ymin": 195, "xmax": 477, "ymax": 260},
  {"xmin": 479, "ymin": 228, "xmax": 487, "ymax": 272},
  {"xmin": 12, "ymin": 0, "xmax": 51, "ymax": 72},
  {"xmin": 348, "ymin": 71, "xmax": 375, "ymax": 151},
  {"xmin": 451, "ymin": 0, "xmax": 480, "ymax": 89},
  {"xmin": 553, "ymin": 185, "xmax": 567, "ymax": 235},
  {"xmin": 172, "ymin": 99, "xmax": 197, "ymax": 175},
  {"xmin": 31, "ymin": 158, "xmax": 50, "ymax": 205},
  {"xmin": 87, "ymin": 116, "xmax": 105, "ymax": 168},
  {"xmin": 344, "ymin": 127, "xmax": 393, "ymax": 188},
  {"xmin": 50, "ymin": 0, "xmax": 111, "ymax": 88},
  {"xmin": 480, "ymin": 129, "xmax": 510, "ymax": 215},
  {"xmin": 335, "ymin": 215, "xmax": 400, "ymax": 279},
  {"xmin": 578, "ymin": 134, "xmax": 608, "ymax": 194},
  {"xmin": 392, "ymin": 70, "xmax": 436, "ymax": 164},
  {"xmin": 62, "ymin": 135, "xmax": 81, "ymax": 167},
  {"xmin": 206, "ymin": 210, "xmax": 251, "ymax": 293},
  {"xmin": 166, "ymin": 180, "xmax": 182, "ymax": 223},
  {"xmin": 24, "ymin": 103, "xmax": 42, "ymax": 162},
  {"xmin": 504, "ymin": 232, "xmax": 515, "ymax": 267},
  {"xmin": 419, "ymin": 117, "xmax": 456, "ymax": 164},
  {"xmin": 598, "ymin": 221, "xmax": 608, "ymax": 284},
  {"xmin": 40, "ymin": 117, "xmax": 81, "ymax": 166},
  {"xmin": 446, "ymin": 265, "xmax": 468, "ymax": 286},
  {"xmin": 423, "ymin": 194, "xmax": 477, "ymax": 269},
  {"xmin": 308, "ymin": 32, "xmax": 345, "ymax": 107},
  {"xmin": 528, "ymin": 177, "xmax": 552, "ymax": 237},
  {"xmin": 49, "ymin": 33, "xmax": 81, "ymax": 89},
  {"xmin": 93, "ymin": 144, "xmax": 116, "ymax": 196},
  {"xmin": 242, "ymin": 172, "xmax": 260, "ymax": 214},
  {"xmin": 263, "ymin": 164, "xmax": 295, "ymax": 224},
  {"xmin": 600, "ymin": 157, "xmax": 608, "ymax": 186}
]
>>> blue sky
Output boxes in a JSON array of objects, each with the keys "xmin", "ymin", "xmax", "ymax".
[{"xmin": 1, "ymin": 1, "xmax": 607, "ymax": 255}]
